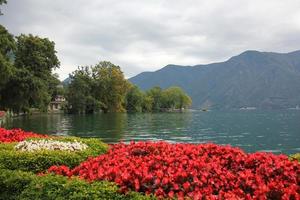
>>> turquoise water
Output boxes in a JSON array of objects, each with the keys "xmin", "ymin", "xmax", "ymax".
[{"xmin": 5, "ymin": 110, "xmax": 300, "ymax": 154}]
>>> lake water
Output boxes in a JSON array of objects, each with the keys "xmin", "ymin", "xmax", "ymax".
[{"xmin": 5, "ymin": 110, "xmax": 300, "ymax": 155}]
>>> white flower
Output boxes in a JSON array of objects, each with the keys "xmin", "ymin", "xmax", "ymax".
[{"xmin": 15, "ymin": 139, "xmax": 88, "ymax": 152}]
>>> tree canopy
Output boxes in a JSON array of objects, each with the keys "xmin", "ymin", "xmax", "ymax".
[
  {"xmin": 66, "ymin": 62, "xmax": 130, "ymax": 114},
  {"xmin": 0, "ymin": 25, "xmax": 15, "ymax": 93},
  {"xmin": 0, "ymin": 29, "xmax": 61, "ymax": 113}
]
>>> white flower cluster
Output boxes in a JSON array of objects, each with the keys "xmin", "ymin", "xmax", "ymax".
[{"xmin": 15, "ymin": 139, "xmax": 88, "ymax": 152}]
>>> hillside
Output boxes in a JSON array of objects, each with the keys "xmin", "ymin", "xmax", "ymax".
[{"xmin": 129, "ymin": 50, "xmax": 300, "ymax": 109}]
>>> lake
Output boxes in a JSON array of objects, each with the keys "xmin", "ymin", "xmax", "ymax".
[{"xmin": 5, "ymin": 110, "xmax": 300, "ymax": 155}]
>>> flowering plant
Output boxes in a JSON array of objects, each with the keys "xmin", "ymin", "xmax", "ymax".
[
  {"xmin": 0, "ymin": 128, "xmax": 47, "ymax": 143},
  {"xmin": 48, "ymin": 141, "xmax": 300, "ymax": 199},
  {"xmin": 15, "ymin": 139, "xmax": 88, "ymax": 152}
]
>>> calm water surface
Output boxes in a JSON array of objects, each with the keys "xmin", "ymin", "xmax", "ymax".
[{"xmin": 5, "ymin": 110, "xmax": 300, "ymax": 154}]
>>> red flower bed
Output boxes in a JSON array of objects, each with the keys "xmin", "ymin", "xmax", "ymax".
[
  {"xmin": 0, "ymin": 128, "xmax": 48, "ymax": 143},
  {"xmin": 48, "ymin": 142, "xmax": 300, "ymax": 199},
  {"xmin": 0, "ymin": 111, "xmax": 5, "ymax": 118}
]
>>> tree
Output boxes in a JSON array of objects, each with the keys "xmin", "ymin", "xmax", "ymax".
[
  {"xmin": 92, "ymin": 61, "xmax": 129, "ymax": 113},
  {"xmin": 0, "ymin": 25, "xmax": 15, "ymax": 108},
  {"xmin": 161, "ymin": 87, "xmax": 192, "ymax": 110},
  {"xmin": 141, "ymin": 95, "xmax": 153, "ymax": 112},
  {"xmin": 1, "ymin": 69, "xmax": 50, "ymax": 113},
  {"xmin": 3, "ymin": 34, "xmax": 60, "ymax": 113},
  {"xmin": 0, "ymin": 25, "xmax": 15, "ymax": 87},
  {"xmin": 125, "ymin": 84, "xmax": 144, "ymax": 112},
  {"xmin": 15, "ymin": 34, "xmax": 60, "ymax": 79},
  {"xmin": 67, "ymin": 67, "xmax": 100, "ymax": 114},
  {"xmin": 48, "ymin": 73, "xmax": 64, "ymax": 100},
  {"xmin": 146, "ymin": 86, "xmax": 163, "ymax": 112}
]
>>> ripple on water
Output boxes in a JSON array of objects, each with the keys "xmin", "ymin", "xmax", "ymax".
[
  {"xmin": 170, "ymin": 136, "xmax": 192, "ymax": 141},
  {"xmin": 258, "ymin": 149, "xmax": 282, "ymax": 153},
  {"xmin": 240, "ymin": 132, "xmax": 250, "ymax": 135}
]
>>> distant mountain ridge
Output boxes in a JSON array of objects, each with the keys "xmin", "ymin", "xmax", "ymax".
[{"xmin": 129, "ymin": 50, "xmax": 300, "ymax": 109}]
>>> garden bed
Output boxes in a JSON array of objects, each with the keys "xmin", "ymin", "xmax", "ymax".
[{"xmin": 0, "ymin": 128, "xmax": 299, "ymax": 199}]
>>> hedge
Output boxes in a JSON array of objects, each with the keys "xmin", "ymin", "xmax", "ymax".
[
  {"xmin": 0, "ymin": 137, "xmax": 108, "ymax": 173},
  {"xmin": 0, "ymin": 169, "xmax": 156, "ymax": 200},
  {"xmin": 290, "ymin": 153, "xmax": 300, "ymax": 162}
]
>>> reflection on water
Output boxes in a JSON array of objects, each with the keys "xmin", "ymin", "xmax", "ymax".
[{"xmin": 5, "ymin": 110, "xmax": 300, "ymax": 155}]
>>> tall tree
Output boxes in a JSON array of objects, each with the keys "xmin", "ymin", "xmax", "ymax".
[
  {"xmin": 92, "ymin": 61, "xmax": 129, "ymax": 113},
  {"xmin": 67, "ymin": 67, "xmax": 101, "ymax": 114},
  {"xmin": 3, "ymin": 34, "xmax": 60, "ymax": 113},
  {"xmin": 146, "ymin": 86, "xmax": 163, "ymax": 112},
  {"xmin": 161, "ymin": 87, "xmax": 192, "ymax": 110},
  {"xmin": 125, "ymin": 84, "xmax": 144, "ymax": 112},
  {"xmin": 15, "ymin": 34, "xmax": 59, "ymax": 78},
  {"xmin": 0, "ymin": 25, "xmax": 15, "ymax": 108}
]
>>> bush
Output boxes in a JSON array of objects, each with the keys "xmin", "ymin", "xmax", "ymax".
[
  {"xmin": 0, "ymin": 169, "xmax": 155, "ymax": 200},
  {"xmin": 290, "ymin": 153, "xmax": 300, "ymax": 162},
  {"xmin": 0, "ymin": 137, "xmax": 108, "ymax": 173},
  {"xmin": 0, "ymin": 169, "xmax": 34, "ymax": 200},
  {"xmin": 49, "ymin": 142, "xmax": 300, "ymax": 199}
]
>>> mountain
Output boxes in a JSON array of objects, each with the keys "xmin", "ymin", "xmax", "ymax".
[
  {"xmin": 62, "ymin": 77, "xmax": 72, "ymax": 86},
  {"xmin": 129, "ymin": 50, "xmax": 300, "ymax": 109}
]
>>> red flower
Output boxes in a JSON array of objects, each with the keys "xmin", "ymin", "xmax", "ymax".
[
  {"xmin": 47, "ymin": 141, "xmax": 300, "ymax": 199},
  {"xmin": 0, "ymin": 128, "xmax": 48, "ymax": 143}
]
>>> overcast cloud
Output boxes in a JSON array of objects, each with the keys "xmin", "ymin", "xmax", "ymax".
[{"xmin": 1, "ymin": 0, "xmax": 300, "ymax": 80}]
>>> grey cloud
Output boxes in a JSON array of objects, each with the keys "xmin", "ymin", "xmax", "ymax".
[{"xmin": 1, "ymin": 0, "xmax": 300, "ymax": 80}]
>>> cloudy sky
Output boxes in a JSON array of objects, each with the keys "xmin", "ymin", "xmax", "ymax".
[{"xmin": 1, "ymin": 0, "xmax": 300, "ymax": 80}]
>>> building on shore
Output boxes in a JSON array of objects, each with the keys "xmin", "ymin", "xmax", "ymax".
[{"xmin": 48, "ymin": 95, "xmax": 66, "ymax": 112}]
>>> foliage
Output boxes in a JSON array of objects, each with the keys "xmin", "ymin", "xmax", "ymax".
[
  {"xmin": 125, "ymin": 84, "xmax": 145, "ymax": 112},
  {"xmin": 67, "ymin": 66, "xmax": 98, "ymax": 114},
  {"xmin": 92, "ymin": 61, "xmax": 129, "ymax": 113},
  {"xmin": 49, "ymin": 141, "xmax": 300, "ymax": 199},
  {"xmin": 0, "ymin": 32, "xmax": 61, "ymax": 113},
  {"xmin": 125, "ymin": 85, "xmax": 192, "ymax": 113},
  {"xmin": 146, "ymin": 87, "xmax": 163, "ymax": 112},
  {"xmin": 0, "ymin": 169, "xmax": 155, "ymax": 200},
  {"xmin": 160, "ymin": 87, "xmax": 192, "ymax": 110},
  {"xmin": 0, "ymin": 135, "xmax": 108, "ymax": 173},
  {"xmin": 0, "ymin": 25, "xmax": 15, "ymax": 104},
  {"xmin": 67, "ymin": 62, "xmax": 129, "ymax": 114},
  {"xmin": 15, "ymin": 34, "xmax": 60, "ymax": 77},
  {"xmin": 290, "ymin": 153, "xmax": 300, "ymax": 162}
]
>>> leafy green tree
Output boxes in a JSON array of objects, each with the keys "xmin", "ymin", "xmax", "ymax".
[
  {"xmin": 146, "ymin": 86, "xmax": 163, "ymax": 112},
  {"xmin": 0, "ymin": 25, "xmax": 15, "ymax": 93},
  {"xmin": 3, "ymin": 34, "xmax": 60, "ymax": 113},
  {"xmin": 1, "ymin": 69, "xmax": 50, "ymax": 113},
  {"xmin": 125, "ymin": 84, "xmax": 144, "ymax": 112},
  {"xmin": 67, "ymin": 67, "xmax": 100, "ymax": 114},
  {"xmin": 161, "ymin": 87, "xmax": 192, "ymax": 110},
  {"xmin": 48, "ymin": 73, "xmax": 64, "ymax": 100},
  {"xmin": 0, "ymin": 25, "xmax": 15, "ymax": 109},
  {"xmin": 92, "ymin": 61, "xmax": 129, "ymax": 113},
  {"xmin": 67, "ymin": 62, "xmax": 129, "ymax": 114},
  {"xmin": 15, "ymin": 34, "xmax": 60, "ymax": 79},
  {"xmin": 141, "ymin": 95, "xmax": 153, "ymax": 112}
]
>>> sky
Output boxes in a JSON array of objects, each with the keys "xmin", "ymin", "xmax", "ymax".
[{"xmin": 1, "ymin": 0, "xmax": 300, "ymax": 80}]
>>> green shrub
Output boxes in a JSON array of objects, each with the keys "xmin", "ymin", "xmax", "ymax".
[
  {"xmin": 289, "ymin": 153, "xmax": 300, "ymax": 162},
  {"xmin": 0, "ymin": 169, "xmax": 34, "ymax": 200},
  {"xmin": 0, "ymin": 169, "xmax": 155, "ymax": 200},
  {"xmin": 0, "ymin": 137, "xmax": 108, "ymax": 173}
]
